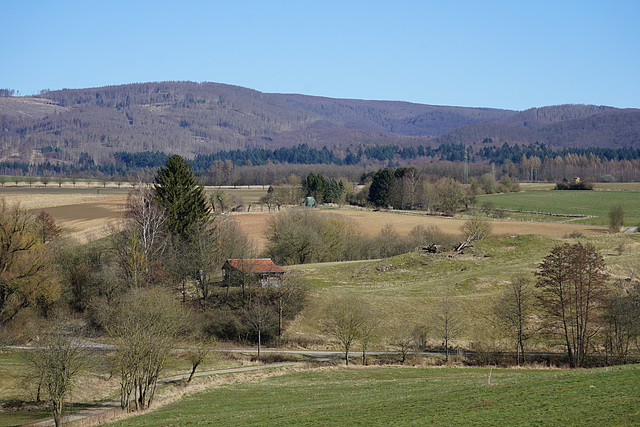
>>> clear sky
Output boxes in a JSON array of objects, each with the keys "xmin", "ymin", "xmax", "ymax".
[{"xmin": 2, "ymin": 0, "xmax": 638, "ymax": 111}]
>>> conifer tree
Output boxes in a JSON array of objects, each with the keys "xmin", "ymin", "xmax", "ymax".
[
  {"xmin": 368, "ymin": 168, "xmax": 395, "ymax": 207},
  {"xmin": 154, "ymin": 155, "xmax": 210, "ymax": 239}
]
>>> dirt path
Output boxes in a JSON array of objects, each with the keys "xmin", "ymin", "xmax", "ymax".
[{"xmin": 27, "ymin": 362, "xmax": 297, "ymax": 426}]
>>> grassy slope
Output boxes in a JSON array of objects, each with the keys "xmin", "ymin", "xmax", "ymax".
[
  {"xmin": 286, "ymin": 233, "xmax": 640, "ymax": 338},
  {"xmin": 113, "ymin": 364, "xmax": 640, "ymax": 426}
]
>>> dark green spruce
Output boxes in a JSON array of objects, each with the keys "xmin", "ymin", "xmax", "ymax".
[{"xmin": 154, "ymin": 154, "xmax": 210, "ymax": 239}]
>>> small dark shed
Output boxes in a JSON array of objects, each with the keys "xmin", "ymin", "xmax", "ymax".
[{"xmin": 301, "ymin": 196, "xmax": 316, "ymax": 207}]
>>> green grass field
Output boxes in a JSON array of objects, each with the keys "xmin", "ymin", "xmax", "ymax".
[
  {"xmin": 478, "ymin": 189, "xmax": 640, "ymax": 226},
  {"xmin": 112, "ymin": 364, "xmax": 640, "ymax": 426},
  {"xmin": 287, "ymin": 233, "xmax": 640, "ymax": 337},
  {"xmin": 0, "ymin": 350, "xmax": 247, "ymax": 426}
]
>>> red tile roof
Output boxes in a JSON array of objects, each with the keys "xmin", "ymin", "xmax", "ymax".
[{"xmin": 226, "ymin": 259, "xmax": 286, "ymax": 274}]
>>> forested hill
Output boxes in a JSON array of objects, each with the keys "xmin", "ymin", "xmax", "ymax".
[
  {"xmin": 0, "ymin": 81, "xmax": 638, "ymax": 165},
  {"xmin": 432, "ymin": 106, "xmax": 640, "ymax": 149}
]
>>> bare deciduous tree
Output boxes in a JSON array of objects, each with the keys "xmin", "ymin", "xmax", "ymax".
[
  {"xmin": 273, "ymin": 183, "xmax": 303, "ymax": 206},
  {"xmin": 26, "ymin": 321, "xmax": 86, "ymax": 426},
  {"xmin": 210, "ymin": 189, "xmax": 230, "ymax": 213},
  {"xmin": 125, "ymin": 184, "xmax": 168, "ymax": 262},
  {"xmin": 266, "ymin": 272, "xmax": 308, "ymax": 339},
  {"xmin": 111, "ymin": 185, "xmax": 168, "ymax": 288},
  {"xmin": 356, "ymin": 306, "xmax": 380, "ymax": 365},
  {"xmin": 604, "ymin": 284, "xmax": 640, "ymax": 363},
  {"xmin": 186, "ymin": 340, "xmax": 212, "ymax": 383},
  {"xmin": 536, "ymin": 242, "xmax": 609, "ymax": 367},
  {"xmin": 390, "ymin": 324, "xmax": 415, "ymax": 364},
  {"xmin": 494, "ymin": 276, "xmax": 535, "ymax": 365},
  {"xmin": 434, "ymin": 177, "xmax": 466, "ymax": 214},
  {"xmin": 323, "ymin": 296, "xmax": 370, "ymax": 365},
  {"xmin": 35, "ymin": 211, "xmax": 62, "ymax": 243},
  {"xmin": 461, "ymin": 213, "xmax": 493, "ymax": 242},
  {"xmin": 106, "ymin": 289, "xmax": 185, "ymax": 412},
  {"xmin": 608, "ymin": 205, "xmax": 624, "ymax": 233},
  {"xmin": 432, "ymin": 297, "xmax": 464, "ymax": 362},
  {"xmin": 243, "ymin": 301, "xmax": 276, "ymax": 357},
  {"xmin": 265, "ymin": 209, "xmax": 366, "ymax": 265},
  {"xmin": 0, "ymin": 201, "xmax": 61, "ymax": 325},
  {"xmin": 260, "ymin": 187, "xmax": 278, "ymax": 212}
]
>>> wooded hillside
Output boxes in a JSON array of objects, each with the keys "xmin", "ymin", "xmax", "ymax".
[{"xmin": 0, "ymin": 81, "xmax": 638, "ymax": 165}]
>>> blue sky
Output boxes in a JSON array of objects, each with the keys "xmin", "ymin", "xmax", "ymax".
[{"xmin": 2, "ymin": 0, "xmax": 638, "ymax": 110}]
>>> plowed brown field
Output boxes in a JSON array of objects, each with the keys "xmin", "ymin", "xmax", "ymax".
[
  {"xmin": 0, "ymin": 187, "xmax": 127, "ymax": 243},
  {"xmin": 0, "ymin": 187, "xmax": 607, "ymax": 247}
]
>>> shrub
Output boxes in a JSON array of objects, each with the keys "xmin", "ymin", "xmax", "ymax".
[
  {"xmin": 555, "ymin": 181, "xmax": 593, "ymax": 190},
  {"xmin": 264, "ymin": 209, "xmax": 370, "ymax": 264},
  {"xmin": 461, "ymin": 215, "xmax": 493, "ymax": 242},
  {"xmin": 203, "ymin": 308, "xmax": 247, "ymax": 341},
  {"xmin": 408, "ymin": 225, "xmax": 458, "ymax": 250},
  {"xmin": 609, "ymin": 205, "xmax": 624, "ymax": 233},
  {"xmin": 346, "ymin": 185, "xmax": 370, "ymax": 207},
  {"xmin": 481, "ymin": 201, "xmax": 495, "ymax": 215}
]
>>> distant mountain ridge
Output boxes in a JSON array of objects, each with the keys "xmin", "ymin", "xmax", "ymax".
[{"xmin": 0, "ymin": 81, "xmax": 638, "ymax": 164}]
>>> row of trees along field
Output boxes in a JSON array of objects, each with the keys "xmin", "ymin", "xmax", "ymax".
[
  {"xmin": 203, "ymin": 165, "xmax": 520, "ymax": 217},
  {"xmin": 3, "ymin": 141, "xmax": 640, "ymax": 184}
]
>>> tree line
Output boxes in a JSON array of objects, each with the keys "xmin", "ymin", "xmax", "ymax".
[{"xmin": 5, "ymin": 139, "xmax": 640, "ymax": 186}]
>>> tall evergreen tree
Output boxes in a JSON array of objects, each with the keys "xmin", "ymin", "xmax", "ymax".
[
  {"xmin": 154, "ymin": 155, "xmax": 210, "ymax": 239},
  {"xmin": 368, "ymin": 168, "xmax": 395, "ymax": 207},
  {"xmin": 302, "ymin": 172, "xmax": 328, "ymax": 203}
]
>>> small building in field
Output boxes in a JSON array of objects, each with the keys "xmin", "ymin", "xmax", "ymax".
[
  {"xmin": 222, "ymin": 258, "xmax": 286, "ymax": 287},
  {"xmin": 301, "ymin": 196, "xmax": 316, "ymax": 207}
]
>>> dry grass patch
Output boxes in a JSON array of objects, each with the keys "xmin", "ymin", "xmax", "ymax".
[
  {"xmin": 231, "ymin": 208, "xmax": 606, "ymax": 252},
  {"xmin": 0, "ymin": 187, "xmax": 609, "ymax": 249}
]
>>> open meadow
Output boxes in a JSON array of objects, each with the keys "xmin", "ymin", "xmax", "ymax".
[
  {"xmin": 285, "ymin": 233, "xmax": 640, "ymax": 343},
  {"xmin": 114, "ymin": 364, "xmax": 640, "ymax": 426},
  {"xmin": 480, "ymin": 182, "xmax": 640, "ymax": 226}
]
